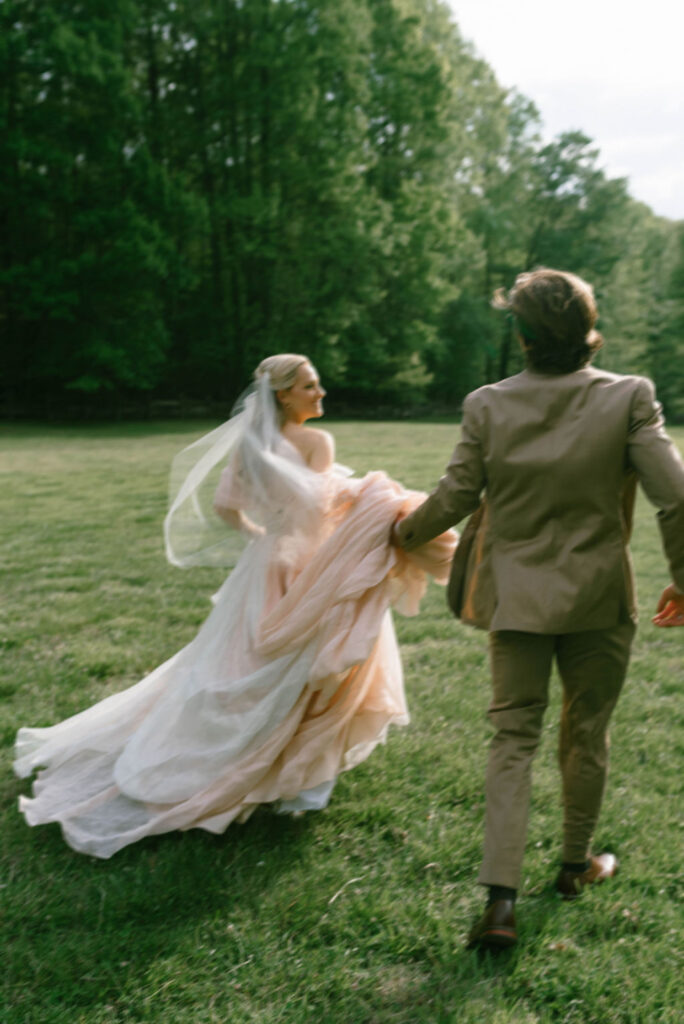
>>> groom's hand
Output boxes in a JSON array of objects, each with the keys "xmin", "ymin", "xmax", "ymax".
[{"xmin": 652, "ymin": 583, "xmax": 684, "ymax": 627}]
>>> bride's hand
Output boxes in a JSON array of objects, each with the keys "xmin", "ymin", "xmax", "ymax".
[
  {"xmin": 652, "ymin": 584, "xmax": 684, "ymax": 627},
  {"xmin": 390, "ymin": 513, "xmax": 406, "ymax": 547}
]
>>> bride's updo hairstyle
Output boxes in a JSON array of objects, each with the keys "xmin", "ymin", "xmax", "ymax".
[
  {"xmin": 493, "ymin": 268, "xmax": 603, "ymax": 374},
  {"xmin": 255, "ymin": 353, "xmax": 310, "ymax": 423}
]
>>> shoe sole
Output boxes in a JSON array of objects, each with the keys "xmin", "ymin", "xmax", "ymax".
[
  {"xmin": 467, "ymin": 927, "xmax": 518, "ymax": 950},
  {"xmin": 557, "ymin": 864, "xmax": 619, "ymax": 900}
]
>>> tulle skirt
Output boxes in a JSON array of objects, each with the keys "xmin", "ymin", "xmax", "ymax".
[{"xmin": 15, "ymin": 472, "xmax": 456, "ymax": 858}]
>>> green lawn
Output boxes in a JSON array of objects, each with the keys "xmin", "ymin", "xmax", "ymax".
[{"xmin": 1, "ymin": 421, "xmax": 682, "ymax": 1024}]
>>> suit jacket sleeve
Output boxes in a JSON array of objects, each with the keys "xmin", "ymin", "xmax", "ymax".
[
  {"xmin": 396, "ymin": 393, "xmax": 485, "ymax": 552},
  {"xmin": 627, "ymin": 377, "xmax": 684, "ymax": 592}
]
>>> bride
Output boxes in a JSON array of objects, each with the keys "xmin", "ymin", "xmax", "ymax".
[{"xmin": 14, "ymin": 354, "xmax": 457, "ymax": 858}]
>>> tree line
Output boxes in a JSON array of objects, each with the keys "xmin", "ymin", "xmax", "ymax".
[{"xmin": 1, "ymin": 0, "xmax": 683, "ymax": 420}]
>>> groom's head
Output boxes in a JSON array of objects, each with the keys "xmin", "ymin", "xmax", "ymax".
[{"xmin": 493, "ymin": 269, "xmax": 603, "ymax": 374}]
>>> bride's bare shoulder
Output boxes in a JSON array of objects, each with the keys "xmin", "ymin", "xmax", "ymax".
[
  {"xmin": 303, "ymin": 427, "xmax": 335, "ymax": 471},
  {"xmin": 310, "ymin": 428, "xmax": 335, "ymax": 466},
  {"xmin": 287, "ymin": 426, "xmax": 335, "ymax": 471}
]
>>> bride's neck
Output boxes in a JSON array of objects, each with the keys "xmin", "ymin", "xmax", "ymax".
[{"xmin": 281, "ymin": 419, "xmax": 310, "ymax": 435}]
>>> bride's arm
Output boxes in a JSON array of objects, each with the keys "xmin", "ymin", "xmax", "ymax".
[
  {"xmin": 213, "ymin": 452, "xmax": 264, "ymax": 537},
  {"xmin": 213, "ymin": 503, "xmax": 264, "ymax": 538}
]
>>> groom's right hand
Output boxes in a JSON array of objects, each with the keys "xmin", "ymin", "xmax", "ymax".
[{"xmin": 652, "ymin": 583, "xmax": 684, "ymax": 627}]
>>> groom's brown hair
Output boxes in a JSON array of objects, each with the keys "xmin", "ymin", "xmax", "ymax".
[{"xmin": 493, "ymin": 268, "xmax": 604, "ymax": 374}]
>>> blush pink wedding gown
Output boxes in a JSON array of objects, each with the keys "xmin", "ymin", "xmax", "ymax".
[{"xmin": 15, "ymin": 451, "xmax": 456, "ymax": 858}]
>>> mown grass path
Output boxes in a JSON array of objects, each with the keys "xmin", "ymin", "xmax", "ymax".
[{"xmin": 1, "ymin": 422, "xmax": 682, "ymax": 1023}]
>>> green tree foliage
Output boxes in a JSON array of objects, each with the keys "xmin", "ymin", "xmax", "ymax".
[
  {"xmin": 649, "ymin": 221, "xmax": 684, "ymax": 419},
  {"xmin": 0, "ymin": 0, "xmax": 194, "ymax": 410},
  {"xmin": 0, "ymin": 0, "xmax": 681, "ymax": 417}
]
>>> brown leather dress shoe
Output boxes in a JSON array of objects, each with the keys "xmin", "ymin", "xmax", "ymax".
[
  {"xmin": 466, "ymin": 899, "xmax": 517, "ymax": 949},
  {"xmin": 555, "ymin": 853, "xmax": 619, "ymax": 899}
]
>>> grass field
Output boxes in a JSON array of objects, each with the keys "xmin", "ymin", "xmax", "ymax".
[{"xmin": 0, "ymin": 421, "xmax": 682, "ymax": 1024}]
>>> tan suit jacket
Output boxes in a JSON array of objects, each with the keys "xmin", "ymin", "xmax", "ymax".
[{"xmin": 397, "ymin": 367, "xmax": 684, "ymax": 633}]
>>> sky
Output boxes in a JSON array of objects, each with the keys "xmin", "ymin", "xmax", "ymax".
[{"xmin": 446, "ymin": 0, "xmax": 684, "ymax": 220}]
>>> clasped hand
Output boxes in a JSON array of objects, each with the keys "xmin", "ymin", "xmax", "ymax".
[{"xmin": 389, "ymin": 513, "xmax": 406, "ymax": 547}]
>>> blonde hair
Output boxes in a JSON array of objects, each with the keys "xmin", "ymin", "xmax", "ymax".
[
  {"xmin": 255, "ymin": 353, "xmax": 309, "ymax": 391},
  {"xmin": 493, "ymin": 268, "xmax": 603, "ymax": 373}
]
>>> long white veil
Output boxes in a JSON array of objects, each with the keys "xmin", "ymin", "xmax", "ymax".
[{"xmin": 164, "ymin": 373, "xmax": 327, "ymax": 568}]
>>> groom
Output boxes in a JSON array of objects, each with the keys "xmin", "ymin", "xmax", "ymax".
[{"xmin": 393, "ymin": 269, "xmax": 684, "ymax": 949}]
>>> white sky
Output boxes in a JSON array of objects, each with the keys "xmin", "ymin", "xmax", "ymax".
[{"xmin": 447, "ymin": 0, "xmax": 684, "ymax": 220}]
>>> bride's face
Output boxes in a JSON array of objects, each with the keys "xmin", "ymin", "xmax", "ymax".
[{"xmin": 280, "ymin": 362, "xmax": 326, "ymax": 424}]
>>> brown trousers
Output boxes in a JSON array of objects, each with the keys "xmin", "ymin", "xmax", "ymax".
[{"xmin": 478, "ymin": 622, "xmax": 635, "ymax": 890}]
